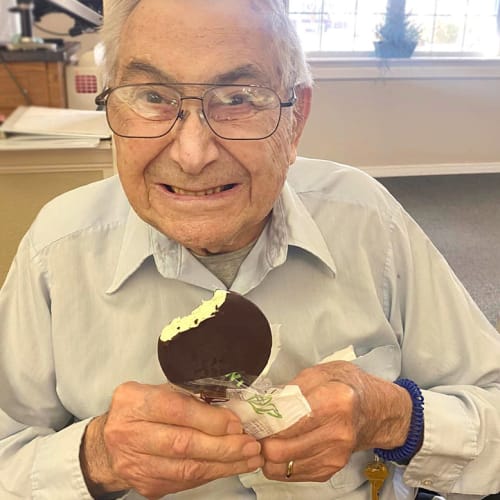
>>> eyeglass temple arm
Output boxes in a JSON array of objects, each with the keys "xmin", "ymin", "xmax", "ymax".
[
  {"xmin": 280, "ymin": 87, "xmax": 297, "ymax": 108},
  {"xmin": 95, "ymin": 88, "xmax": 112, "ymax": 108}
]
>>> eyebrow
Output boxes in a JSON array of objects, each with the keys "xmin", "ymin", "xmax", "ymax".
[
  {"xmin": 215, "ymin": 65, "xmax": 271, "ymax": 85},
  {"xmin": 120, "ymin": 61, "xmax": 175, "ymax": 84},
  {"xmin": 120, "ymin": 60, "xmax": 272, "ymax": 86}
]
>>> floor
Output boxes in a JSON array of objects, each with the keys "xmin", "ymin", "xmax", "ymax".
[{"xmin": 379, "ymin": 173, "xmax": 500, "ymax": 327}]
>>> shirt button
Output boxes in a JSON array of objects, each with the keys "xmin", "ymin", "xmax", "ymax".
[{"xmin": 423, "ymin": 479, "xmax": 433, "ymax": 487}]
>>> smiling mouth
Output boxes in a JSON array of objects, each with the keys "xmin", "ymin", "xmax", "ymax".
[{"xmin": 165, "ymin": 184, "xmax": 236, "ymax": 196}]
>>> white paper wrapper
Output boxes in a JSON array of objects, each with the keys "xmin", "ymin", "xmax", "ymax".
[
  {"xmin": 215, "ymin": 384, "xmax": 311, "ymax": 439},
  {"xmin": 204, "ymin": 324, "xmax": 311, "ymax": 438}
]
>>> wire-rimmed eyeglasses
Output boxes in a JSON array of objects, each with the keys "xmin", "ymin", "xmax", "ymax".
[{"xmin": 95, "ymin": 83, "xmax": 296, "ymax": 140}]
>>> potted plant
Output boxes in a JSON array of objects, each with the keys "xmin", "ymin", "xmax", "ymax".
[{"xmin": 374, "ymin": 0, "xmax": 421, "ymax": 58}]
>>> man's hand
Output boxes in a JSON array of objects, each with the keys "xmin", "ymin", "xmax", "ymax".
[
  {"xmin": 259, "ymin": 361, "xmax": 412, "ymax": 482},
  {"xmin": 80, "ymin": 382, "xmax": 264, "ymax": 499}
]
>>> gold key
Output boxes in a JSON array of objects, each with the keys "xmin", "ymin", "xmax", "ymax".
[{"xmin": 364, "ymin": 455, "xmax": 388, "ymax": 500}]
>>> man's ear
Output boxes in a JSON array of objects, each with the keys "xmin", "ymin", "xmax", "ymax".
[
  {"xmin": 291, "ymin": 85, "xmax": 312, "ymax": 149},
  {"xmin": 287, "ymin": 85, "xmax": 312, "ymax": 165}
]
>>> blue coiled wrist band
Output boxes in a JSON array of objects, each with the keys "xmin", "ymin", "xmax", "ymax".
[{"xmin": 374, "ymin": 378, "xmax": 424, "ymax": 464}]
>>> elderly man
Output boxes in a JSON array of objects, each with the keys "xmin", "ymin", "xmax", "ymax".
[{"xmin": 0, "ymin": 0, "xmax": 499, "ymax": 499}]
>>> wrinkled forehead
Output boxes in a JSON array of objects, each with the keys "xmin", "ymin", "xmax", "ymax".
[{"xmin": 116, "ymin": 0, "xmax": 281, "ymax": 86}]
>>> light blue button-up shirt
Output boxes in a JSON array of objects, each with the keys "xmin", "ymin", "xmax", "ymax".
[{"xmin": 1, "ymin": 158, "xmax": 499, "ymax": 499}]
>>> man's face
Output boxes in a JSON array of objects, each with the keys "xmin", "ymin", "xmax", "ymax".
[{"xmin": 113, "ymin": 0, "xmax": 309, "ymax": 255}]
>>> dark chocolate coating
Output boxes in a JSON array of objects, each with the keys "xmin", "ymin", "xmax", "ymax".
[{"xmin": 158, "ymin": 292, "xmax": 272, "ymax": 386}]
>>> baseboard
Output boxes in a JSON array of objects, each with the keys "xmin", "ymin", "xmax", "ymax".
[{"xmin": 359, "ymin": 162, "xmax": 500, "ymax": 178}]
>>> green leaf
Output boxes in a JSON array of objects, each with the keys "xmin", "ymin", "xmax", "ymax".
[{"xmin": 245, "ymin": 394, "xmax": 283, "ymax": 419}]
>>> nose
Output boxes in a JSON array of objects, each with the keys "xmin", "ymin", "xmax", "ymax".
[{"xmin": 168, "ymin": 99, "xmax": 219, "ymax": 175}]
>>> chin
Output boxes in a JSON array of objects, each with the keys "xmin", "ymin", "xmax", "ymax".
[
  {"xmin": 150, "ymin": 214, "xmax": 262, "ymax": 255},
  {"xmin": 161, "ymin": 227, "xmax": 233, "ymax": 255}
]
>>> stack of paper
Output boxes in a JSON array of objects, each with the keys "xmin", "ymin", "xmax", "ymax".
[{"xmin": 0, "ymin": 106, "xmax": 111, "ymax": 150}]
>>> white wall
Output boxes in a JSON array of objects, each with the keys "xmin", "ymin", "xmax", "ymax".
[
  {"xmin": 299, "ymin": 58, "xmax": 500, "ymax": 176},
  {"xmin": 1, "ymin": 0, "xmax": 20, "ymax": 41}
]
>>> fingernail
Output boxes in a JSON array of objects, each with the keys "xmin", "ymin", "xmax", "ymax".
[
  {"xmin": 242, "ymin": 441, "xmax": 261, "ymax": 457},
  {"xmin": 226, "ymin": 421, "xmax": 243, "ymax": 434},
  {"xmin": 247, "ymin": 455, "xmax": 263, "ymax": 470}
]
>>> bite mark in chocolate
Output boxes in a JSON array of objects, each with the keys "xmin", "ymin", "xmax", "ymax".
[{"xmin": 158, "ymin": 290, "xmax": 272, "ymax": 390}]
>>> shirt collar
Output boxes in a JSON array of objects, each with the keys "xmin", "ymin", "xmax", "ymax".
[
  {"xmin": 278, "ymin": 181, "xmax": 336, "ymax": 276},
  {"xmin": 106, "ymin": 181, "xmax": 336, "ymax": 294},
  {"xmin": 106, "ymin": 208, "xmax": 221, "ymax": 294},
  {"xmin": 106, "ymin": 209, "xmax": 154, "ymax": 294},
  {"xmin": 230, "ymin": 181, "xmax": 336, "ymax": 295}
]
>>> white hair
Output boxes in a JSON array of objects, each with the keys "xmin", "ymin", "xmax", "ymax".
[{"xmin": 100, "ymin": 0, "xmax": 312, "ymax": 89}]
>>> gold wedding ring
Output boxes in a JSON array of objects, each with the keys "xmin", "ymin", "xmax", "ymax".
[{"xmin": 285, "ymin": 460, "xmax": 294, "ymax": 479}]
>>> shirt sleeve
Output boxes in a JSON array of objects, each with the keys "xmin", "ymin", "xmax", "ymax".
[
  {"xmin": 0, "ymin": 233, "xmax": 95, "ymax": 499},
  {"xmin": 384, "ymin": 204, "xmax": 500, "ymax": 495}
]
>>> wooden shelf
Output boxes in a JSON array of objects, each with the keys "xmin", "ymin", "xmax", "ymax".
[{"xmin": 0, "ymin": 60, "xmax": 67, "ymax": 118}]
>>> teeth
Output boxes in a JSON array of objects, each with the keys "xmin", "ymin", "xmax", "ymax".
[{"xmin": 169, "ymin": 185, "xmax": 229, "ymax": 196}]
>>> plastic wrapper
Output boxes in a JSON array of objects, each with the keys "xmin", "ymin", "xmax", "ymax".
[
  {"xmin": 169, "ymin": 324, "xmax": 312, "ymax": 438},
  {"xmin": 177, "ymin": 373, "xmax": 311, "ymax": 439}
]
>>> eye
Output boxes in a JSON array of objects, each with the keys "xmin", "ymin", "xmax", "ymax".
[
  {"xmin": 206, "ymin": 86, "xmax": 278, "ymax": 124},
  {"xmin": 247, "ymin": 90, "xmax": 276, "ymax": 108},
  {"xmin": 226, "ymin": 93, "xmax": 251, "ymax": 106},
  {"xmin": 136, "ymin": 89, "xmax": 177, "ymax": 106},
  {"xmin": 142, "ymin": 91, "xmax": 165, "ymax": 104},
  {"xmin": 210, "ymin": 88, "xmax": 275, "ymax": 109},
  {"xmin": 220, "ymin": 88, "xmax": 276, "ymax": 109},
  {"xmin": 125, "ymin": 86, "xmax": 179, "ymax": 120}
]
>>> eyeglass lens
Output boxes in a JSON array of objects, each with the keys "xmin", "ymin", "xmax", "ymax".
[{"xmin": 105, "ymin": 84, "xmax": 283, "ymax": 139}]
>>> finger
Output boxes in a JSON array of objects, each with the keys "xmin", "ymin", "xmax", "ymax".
[
  {"xmin": 156, "ymin": 454, "xmax": 264, "ymax": 484},
  {"xmin": 133, "ymin": 421, "xmax": 262, "ymax": 462},
  {"xmin": 262, "ymin": 449, "xmax": 345, "ymax": 483},
  {"xmin": 262, "ymin": 423, "xmax": 354, "ymax": 465},
  {"xmin": 112, "ymin": 382, "xmax": 243, "ymax": 436},
  {"xmin": 114, "ymin": 452, "xmax": 264, "ymax": 497},
  {"xmin": 151, "ymin": 384, "xmax": 244, "ymax": 435}
]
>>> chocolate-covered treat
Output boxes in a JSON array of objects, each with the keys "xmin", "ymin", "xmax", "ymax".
[{"xmin": 158, "ymin": 290, "xmax": 272, "ymax": 396}]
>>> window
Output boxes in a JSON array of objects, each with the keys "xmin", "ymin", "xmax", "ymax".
[{"xmin": 288, "ymin": 0, "xmax": 500, "ymax": 56}]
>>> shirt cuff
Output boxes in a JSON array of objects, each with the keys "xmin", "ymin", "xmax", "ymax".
[
  {"xmin": 31, "ymin": 417, "xmax": 107, "ymax": 499},
  {"xmin": 402, "ymin": 389, "xmax": 477, "ymax": 492}
]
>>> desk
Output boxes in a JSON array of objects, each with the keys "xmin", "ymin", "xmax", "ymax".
[
  {"xmin": 0, "ymin": 42, "xmax": 79, "ymax": 118},
  {"xmin": 0, "ymin": 141, "xmax": 113, "ymax": 285}
]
